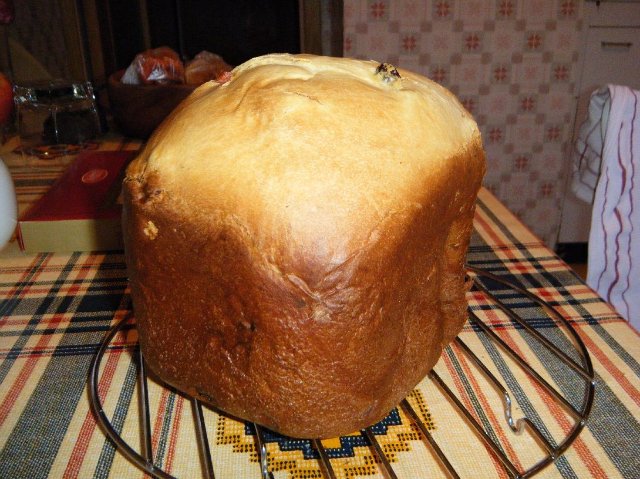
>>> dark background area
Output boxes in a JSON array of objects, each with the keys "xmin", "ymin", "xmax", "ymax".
[{"xmin": 105, "ymin": 0, "xmax": 300, "ymax": 70}]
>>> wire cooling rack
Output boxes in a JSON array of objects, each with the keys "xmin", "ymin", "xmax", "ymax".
[{"xmin": 88, "ymin": 267, "xmax": 595, "ymax": 479}]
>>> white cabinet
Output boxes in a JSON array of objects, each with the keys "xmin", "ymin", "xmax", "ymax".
[{"xmin": 558, "ymin": 1, "xmax": 640, "ymax": 244}]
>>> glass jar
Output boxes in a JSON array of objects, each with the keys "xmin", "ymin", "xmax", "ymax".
[{"xmin": 13, "ymin": 80, "xmax": 100, "ymax": 162}]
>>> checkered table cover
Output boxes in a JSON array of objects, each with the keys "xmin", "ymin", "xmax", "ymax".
[{"xmin": 1, "ymin": 140, "xmax": 639, "ymax": 478}]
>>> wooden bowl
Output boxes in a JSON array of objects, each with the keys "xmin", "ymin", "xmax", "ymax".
[{"xmin": 107, "ymin": 70, "xmax": 196, "ymax": 139}]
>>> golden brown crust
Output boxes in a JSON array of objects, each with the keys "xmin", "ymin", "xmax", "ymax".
[{"xmin": 123, "ymin": 54, "xmax": 485, "ymax": 438}]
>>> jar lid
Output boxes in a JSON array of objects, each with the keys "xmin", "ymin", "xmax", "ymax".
[{"xmin": 14, "ymin": 80, "xmax": 94, "ymax": 105}]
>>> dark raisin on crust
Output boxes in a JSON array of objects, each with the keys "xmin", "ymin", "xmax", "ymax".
[{"xmin": 376, "ymin": 63, "xmax": 401, "ymax": 83}]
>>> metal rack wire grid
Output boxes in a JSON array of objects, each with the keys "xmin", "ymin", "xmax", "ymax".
[{"xmin": 88, "ymin": 267, "xmax": 595, "ymax": 479}]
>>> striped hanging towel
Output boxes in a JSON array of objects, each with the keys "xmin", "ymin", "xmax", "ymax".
[
  {"xmin": 581, "ymin": 85, "xmax": 640, "ymax": 328},
  {"xmin": 571, "ymin": 88, "xmax": 611, "ymax": 203}
]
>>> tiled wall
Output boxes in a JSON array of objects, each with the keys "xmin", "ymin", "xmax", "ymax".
[{"xmin": 344, "ymin": 0, "xmax": 584, "ymax": 246}]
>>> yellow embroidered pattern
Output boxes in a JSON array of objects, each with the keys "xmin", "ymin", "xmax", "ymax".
[{"xmin": 215, "ymin": 389, "xmax": 435, "ymax": 478}]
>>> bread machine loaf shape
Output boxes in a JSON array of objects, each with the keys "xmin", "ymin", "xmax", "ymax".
[{"xmin": 123, "ymin": 53, "xmax": 486, "ymax": 439}]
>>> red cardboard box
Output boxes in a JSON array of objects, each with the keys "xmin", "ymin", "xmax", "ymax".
[{"xmin": 17, "ymin": 150, "xmax": 135, "ymax": 253}]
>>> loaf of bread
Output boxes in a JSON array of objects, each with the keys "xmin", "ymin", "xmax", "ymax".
[
  {"xmin": 123, "ymin": 54, "xmax": 485, "ymax": 439},
  {"xmin": 184, "ymin": 51, "xmax": 232, "ymax": 85}
]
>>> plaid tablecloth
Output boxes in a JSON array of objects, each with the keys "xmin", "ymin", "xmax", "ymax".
[{"xmin": 1, "ymin": 139, "xmax": 639, "ymax": 478}]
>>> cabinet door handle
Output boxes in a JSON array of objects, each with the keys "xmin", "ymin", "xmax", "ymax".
[{"xmin": 601, "ymin": 41, "xmax": 633, "ymax": 50}]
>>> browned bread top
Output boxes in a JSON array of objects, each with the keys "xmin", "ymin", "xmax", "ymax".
[{"xmin": 127, "ymin": 53, "xmax": 481, "ymax": 286}]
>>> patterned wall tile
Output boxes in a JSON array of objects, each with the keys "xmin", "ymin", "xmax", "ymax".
[
  {"xmin": 519, "ymin": 0, "xmax": 556, "ymax": 25},
  {"xmin": 451, "ymin": 56, "xmax": 489, "ymax": 94},
  {"xmin": 514, "ymin": 55, "xmax": 550, "ymax": 92},
  {"xmin": 394, "ymin": 0, "xmax": 429, "ymax": 27},
  {"xmin": 456, "ymin": 1, "xmax": 496, "ymax": 26},
  {"xmin": 558, "ymin": 0, "xmax": 579, "ymax": 19},
  {"xmin": 343, "ymin": 0, "xmax": 584, "ymax": 246},
  {"xmin": 432, "ymin": 1, "xmax": 454, "ymax": 21},
  {"xmin": 478, "ymin": 84, "xmax": 512, "ymax": 120},
  {"xmin": 490, "ymin": 63, "xmax": 511, "ymax": 85},
  {"xmin": 368, "ymin": 0, "xmax": 391, "ymax": 21},
  {"xmin": 495, "ymin": 0, "xmax": 515, "ymax": 20},
  {"xmin": 492, "ymin": 28, "xmax": 519, "ymax": 59},
  {"xmin": 427, "ymin": 27, "xmax": 461, "ymax": 60}
]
